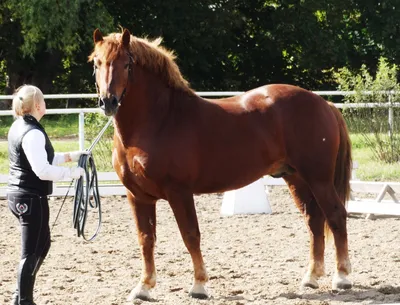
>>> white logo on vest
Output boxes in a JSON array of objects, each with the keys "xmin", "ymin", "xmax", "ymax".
[{"xmin": 16, "ymin": 203, "xmax": 28, "ymax": 215}]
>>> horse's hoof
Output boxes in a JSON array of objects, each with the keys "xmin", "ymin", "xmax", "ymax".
[
  {"xmin": 189, "ymin": 292, "xmax": 209, "ymax": 299},
  {"xmin": 301, "ymin": 274, "xmax": 319, "ymax": 289},
  {"xmin": 189, "ymin": 282, "xmax": 209, "ymax": 299},
  {"xmin": 133, "ymin": 294, "xmax": 151, "ymax": 301},
  {"xmin": 301, "ymin": 281, "xmax": 319, "ymax": 289},
  {"xmin": 127, "ymin": 284, "xmax": 151, "ymax": 301},
  {"xmin": 332, "ymin": 273, "xmax": 352, "ymax": 290}
]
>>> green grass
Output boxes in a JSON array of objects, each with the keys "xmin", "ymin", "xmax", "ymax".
[
  {"xmin": 1, "ymin": 115, "xmax": 400, "ymax": 181},
  {"xmin": 350, "ymin": 134, "xmax": 400, "ymax": 181},
  {"xmin": 0, "ymin": 140, "xmax": 81, "ymax": 174},
  {"xmin": 352, "ymin": 146, "xmax": 400, "ymax": 181},
  {"xmin": 0, "ymin": 115, "xmax": 79, "ymax": 139}
]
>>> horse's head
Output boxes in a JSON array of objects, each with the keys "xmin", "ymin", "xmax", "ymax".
[{"xmin": 90, "ymin": 28, "xmax": 133, "ymax": 116}]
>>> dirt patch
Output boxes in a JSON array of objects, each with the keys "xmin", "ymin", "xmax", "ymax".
[{"xmin": 1, "ymin": 187, "xmax": 400, "ymax": 305}]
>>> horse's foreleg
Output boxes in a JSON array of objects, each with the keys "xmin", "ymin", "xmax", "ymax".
[
  {"xmin": 166, "ymin": 189, "xmax": 209, "ymax": 299},
  {"xmin": 284, "ymin": 175, "xmax": 325, "ymax": 289},
  {"xmin": 127, "ymin": 192, "xmax": 157, "ymax": 301},
  {"xmin": 309, "ymin": 182, "xmax": 352, "ymax": 290}
]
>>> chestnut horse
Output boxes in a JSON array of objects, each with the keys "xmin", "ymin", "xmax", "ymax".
[{"xmin": 89, "ymin": 29, "xmax": 352, "ymax": 301}]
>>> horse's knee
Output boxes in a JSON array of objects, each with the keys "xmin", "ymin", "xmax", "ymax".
[
  {"xmin": 138, "ymin": 232, "xmax": 156, "ymax": 248},
  {"xmin": 184, "ymin": 231, "xmax": 201, "ymax": 251}
]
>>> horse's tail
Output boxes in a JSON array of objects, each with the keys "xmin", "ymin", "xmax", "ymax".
[
  {"xmin": 328, "ymin": 102, "xmax": 352, "ymax": 204},
  {"xmin": 325, "ymin": 102, "xmax": 352, "ymax": 240}
]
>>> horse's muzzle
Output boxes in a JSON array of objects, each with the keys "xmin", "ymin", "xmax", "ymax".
[{"xmin": 99, "ymin": 96, "xmax": 119, "ymax": 116}]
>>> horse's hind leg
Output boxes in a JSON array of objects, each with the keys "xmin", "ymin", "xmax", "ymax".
[
  {"xmin": 284, "ymin": 174, "xmax": 326, "ymax": 289},
  {"xmin": 165, "ymin": 188, "xmax": 209, "ymax": 299},
  {"xmin": 307, "ymin": 181, "xmax": 352, "ymax": 290},
  {"xmin": 126, "ymin": 192, "xmax": 157, "ymax": 301}
]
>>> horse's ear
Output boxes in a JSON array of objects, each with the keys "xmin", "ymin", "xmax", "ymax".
[
  {"xmin": 122, "ymin": 29, "xmax": 131, "ymax": 48},
  {"xmin": 93, "ymin": 29, "xmax": 103, "ymax": 43}
]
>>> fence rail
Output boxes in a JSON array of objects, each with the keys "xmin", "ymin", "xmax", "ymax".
[
  {"xmin": 1, "ymin": 91, "xmax": 400, "ymax": 216},
  {"xmin": 0, "ymin": 91, "xmax": 399, "ymax": 150}
]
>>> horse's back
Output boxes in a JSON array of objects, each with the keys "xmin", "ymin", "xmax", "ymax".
[
  {"xmin": 214, "ymin": 83, "xmax": 337, "ymax": 142},
  {"xmin": 216, "ymin": 84, "xmax": 330, "ymax": 116}
]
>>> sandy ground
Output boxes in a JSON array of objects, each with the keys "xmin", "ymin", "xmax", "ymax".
[{"xmin": 1, "ymin": 187, "xmax": 400, "ymax": 305}]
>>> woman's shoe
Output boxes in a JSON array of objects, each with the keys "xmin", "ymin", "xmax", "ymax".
[{"xmin": 10, "ymin": 291, "xmax": 18, "ymax": 305}]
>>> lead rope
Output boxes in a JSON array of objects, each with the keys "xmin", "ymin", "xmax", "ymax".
[{"xmin": 73, "ymin": 117, "xmax": 113, "ymax": 241}]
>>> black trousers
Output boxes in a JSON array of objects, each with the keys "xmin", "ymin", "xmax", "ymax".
[
  {"xmin": 8, "ymin": 192, "xmax": 51, "ymax": 260},
  {"xmin": 8, "ymin": 192, "xmax": 51, "ymax": 304}
]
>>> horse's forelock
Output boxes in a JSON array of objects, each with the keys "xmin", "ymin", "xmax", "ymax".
[
  {"xmin": 90, "ymin": 31, "xmax": 192, "ymax": 93},
  {"xmin": 94, "ymin": 37, "xmax": 124, "ymax": 62}
]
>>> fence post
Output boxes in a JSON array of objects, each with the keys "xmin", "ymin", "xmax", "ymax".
[
  {"xmin": 79, "ymin": 111, "xmax": 85, "ymax": 150},
  {"xmin": 388, "ymin": 93, "xmax": 393, "ymax": 137},
  {"xmin": 388, "ymin": 93, "xmax": 394, "ymax": 161}
]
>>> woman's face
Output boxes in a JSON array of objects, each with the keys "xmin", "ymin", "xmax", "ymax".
[{"xmin": 35, "ymin": 97, "xmax": 46, "ymax": 120}]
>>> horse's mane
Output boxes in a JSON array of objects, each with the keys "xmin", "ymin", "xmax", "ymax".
[{"xmin": 89, "ymin": 32, "xmax": 194, "ymax": 95}]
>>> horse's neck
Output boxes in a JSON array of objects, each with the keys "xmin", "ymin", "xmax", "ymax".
[{"xmin": 113, "ymin": 70, "xmax": 198, "ymax": 144}]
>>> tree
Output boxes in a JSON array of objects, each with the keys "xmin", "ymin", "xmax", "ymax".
[
  {"xmin": 0, "ymin": 0, "xmax": 115, "ymax": 105},
  {"xmin": 1, "ymin": 0, "xmax": 400, "ymax": 100}
]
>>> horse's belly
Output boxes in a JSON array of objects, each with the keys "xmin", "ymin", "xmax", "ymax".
[{"xmin": 193, "ymin": 162, "xmax": 268, "ymax": 194}]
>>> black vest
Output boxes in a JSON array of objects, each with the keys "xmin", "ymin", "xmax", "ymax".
[{"xmin": 8, "ymin": 115, "xmax": 55, "ymax": 195}]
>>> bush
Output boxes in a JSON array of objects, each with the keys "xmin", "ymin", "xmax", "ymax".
[
  {"xmin": 334, "ymin": 57, "xmax": 400, "ymax": 163},
  {"xmin": 84, "ymin": 113, "xmax": 114, "ymax": 171}
]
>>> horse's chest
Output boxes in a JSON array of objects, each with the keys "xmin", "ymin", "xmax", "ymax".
[
  {"xmin": 113, "ymin": 151, "xmax": 163, "ymax": 197},
  {"xmin": 130, "ymin": 155, "xmax": 148, "ymax": 175},
  {"xmin": 116, "ymin": 154, "xmax": 149, "ymax": 179}
]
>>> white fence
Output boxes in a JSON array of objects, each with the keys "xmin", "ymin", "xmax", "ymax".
[
  {"xmin": 0, "ymin": 91, "xmax": 399, "ymax": 216},
  {"xmin": 0, "ymin": 91, "xmax": 399, "ymax": 150}
]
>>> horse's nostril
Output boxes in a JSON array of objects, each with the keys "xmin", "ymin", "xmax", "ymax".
[
  {"xmin": 99, "ymin": 98, "xmax": 106, "ymax": 109},
  {"xmin": 111, "ymin": 96, "xmax": 118, "ymax": 106}
]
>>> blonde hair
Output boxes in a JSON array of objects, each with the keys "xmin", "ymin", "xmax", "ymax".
[{"xmin": 12, "ymin": 85, "xmax": 44, "ymax": 117}]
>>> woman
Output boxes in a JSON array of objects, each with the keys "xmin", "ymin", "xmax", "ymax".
[{"xmin": 7, "ymin": 85, "xmax": 86, "ymax": 305}]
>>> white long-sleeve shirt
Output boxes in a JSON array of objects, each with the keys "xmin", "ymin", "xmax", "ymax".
[{"xmin": 22, "ymin": 129, "xmax": 76, "ymax": 181}]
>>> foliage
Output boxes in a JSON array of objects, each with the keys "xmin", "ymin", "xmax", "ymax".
[
  {"xmin": 350, "ymin": 133, "xmax": 400, "ymax": 181},
  {"xmin": 84, "ymin": 113, "xmax": 114, "ymax": 171},
  {"xmin": 0, "ymin": 114, "xmax": 81, "ymax": 139},
  {"xmin": 0, "ymin": 1, "xmax": 400, "ymax": 99},
  {"xmin": 0, "ymin": 0, "xmax": 115, "ymax": 101},
  {"xmin": 0, "ymin": 61, "xmax": 7, "ymax": 89},
  {"xmin": 335, "ymin": 57, "xmax": 400, "ymax": 163}
]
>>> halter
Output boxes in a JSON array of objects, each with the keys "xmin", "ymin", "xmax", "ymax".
[{"xmin": 93, "ymin": 52, "xmax": 134, "ymax": 107}]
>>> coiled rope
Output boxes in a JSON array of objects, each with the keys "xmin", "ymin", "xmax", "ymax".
[
  {"xmin": 72, "ymin": 117, "xmax": 113, "ymax": 241},
  {"xmin": 73, "ymin": 153, "xmax": 101, "ymax": 241}
]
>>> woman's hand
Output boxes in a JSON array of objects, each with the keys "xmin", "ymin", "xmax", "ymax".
[
  {"xmin": 65, "ymin": 151, "xmax": 90, "ymax": 162},
  {"xmin": 70, "ymin": 167, "xmax": 85, "ymax": 178}
]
